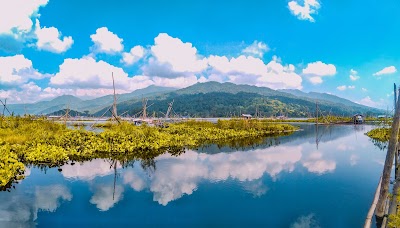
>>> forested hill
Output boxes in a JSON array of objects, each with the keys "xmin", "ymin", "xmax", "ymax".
[
  {"xmin": 93, "ymin": 82, "xmax": 383, "ymax": 117},
  {"xmin": 6, "ymin": 86, "xmax": 176, "ymax": 116},
  {"xmin": 279, "ymin": 89, "xmax": 366, "ymax": 108},
  {"xmin": 7, "ymin": 82, "xmax": 383, "ymax": 117}
]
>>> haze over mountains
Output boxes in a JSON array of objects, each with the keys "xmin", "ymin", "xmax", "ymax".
[{"xmin": 7, "ymin": 82, "xmax": 383, "ymax": 117}]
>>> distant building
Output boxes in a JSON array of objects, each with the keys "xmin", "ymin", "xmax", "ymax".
[
  {"xmin": 353, "ymin": 114, "xmax": 364, "ymax": 124},
  {"xmin": 241, "ymin": 114, "xmax": 252, "ymax": 119},
  {"xmin": 377, "ymin": 115, "xmax": 389, "ymax": 119},
  {"xmin": 48, "ymin": 115, "xmax": 61, "ymax": 120},
  {"xmin": 277, "ymin": 115, "xmax": 287, "ymax": 120}
]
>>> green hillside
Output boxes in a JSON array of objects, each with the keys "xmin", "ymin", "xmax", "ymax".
[
  {"xmin": 94, "ymin": 88, "xmax": 383, "ymax": 118},
  {"xmin": 7, "ymin": 86, "xmax": 176, "ymax": 115},
  {"xmin": 6, "ymin": 82, "xmax": 383, "ymax": 117}
]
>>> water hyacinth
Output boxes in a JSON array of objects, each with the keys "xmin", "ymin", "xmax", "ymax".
[
  {"xmin": 366, "ymin": 127, "xmax": 391, "ymax": 142},
  {"xmin": 0, "ymin": 116, "xmax": 298, "ymax": 189},
  {"xmin": 0, "ymin": 145, "xmax": 25, "ymax": 190}
]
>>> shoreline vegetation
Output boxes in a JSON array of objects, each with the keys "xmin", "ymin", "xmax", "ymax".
[
  {"xmin": 55, "ymin": 115, "xmax": 388, "ymax": 124},
  {"xmin": 0, "ymin": 116, "xmax": 298, "ymax": 190}
]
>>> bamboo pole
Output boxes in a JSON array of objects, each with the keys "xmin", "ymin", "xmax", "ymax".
[
  {"xmin": 388, "ymin": 179, "xmax": 400, "ymax": 217},
  {"xmin": 395, "ymin": 83, "xmax": 397, "ymax": 111},
  {"xmin": 112, "ymin": 72, "xmax": 118, "ymax": 118},
  {"xmin": 381, "ymin": 198, "xmax": 390, "ymax": 228},
  {"xmin": 364, "ymin": 176, "xmax": 382, "ymax": 228},
  {"xmin": 376, "ymin": 89, "xmax": 400, "ymax": 217},
  {"xmin": 388, "ymin": 145, "xmax": 400, "ymax": 225}
]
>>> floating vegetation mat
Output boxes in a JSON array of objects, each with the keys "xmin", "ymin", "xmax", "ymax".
[{"xmin": 0, "ymin": 116, "xmax": 298, "ymax": 190}]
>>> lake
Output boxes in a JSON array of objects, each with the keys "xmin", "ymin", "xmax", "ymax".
[{"xmin": 0, "ymin": 123, "xmax": 386, "ymax": 227}]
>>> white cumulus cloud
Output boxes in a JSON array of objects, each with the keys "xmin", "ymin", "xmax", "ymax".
[
  {"xmin": 349, "ymin": 69, "xmax": 360, "ymax": 81},
  {"xmin": 208, "ymin": 55, "xmax": 302, "ymax": 89},
  {"xmin": 373, "ymin": 66, "xmax": 397, "ymax": 76},
  {"xmin": 288, "ymin": 0, "xmax": 320, "ymax": 22},
  {"xmin": 122, "ymin": 45, "xmax": 145, "ymax": 65},
  {"xmin": 145, "ymin": 33, "xmax": 208, "ymax": 76},
  {"xmin": 50, "ymin": 56, "xmax": 152, "ymax": 92},
  {"xmin": 309, "ymin": 76, "xmax": 322, "ymax": 84},
  {"xmin": 0, "ymin": 0, "xmax": 73, "ymax": 54},
  {"xmin": 90, "ymin": 27, "xmax": 124, "ymax": 54},
  {"xmin": 337, "ymin": 85, "xmax": 355, "ymax": 91},
  {"xmin": 242, "ymin": 41, "xmax": 270, "ymax": 58},
  {"xmin": 303, "ymin": 61, "xmax": 336, "ymax": 84},
  {"xmin": 34, "ymin": 20, "xmax": 73, "ymax": 53},
  {"xmin": 0, "ymin": 55, "xmax": 47, "ymax": 86},
  {"xmin": 152, "ymin": 75, "xmax": 200, "ymax": 88},
  {"xmin": 0, "ymin": 0, "xmax": 48, "ymax": 36},
  {"xmin": 359, "ymin": 96, "xmax": 378, "ymax": 108},
  {"xmin": 3, "ymin": 32, "xmax": 308, "ymax": 102},
  {"xmin": 337, "ymin": 85, "xmax": 346, "ymax": 91}
]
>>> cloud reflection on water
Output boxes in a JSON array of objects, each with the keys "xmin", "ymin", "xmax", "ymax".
[
  {"xmin": 61, "ymin": 160, "xmax": 119, "ymax": 181},
  {"xmin": 302, "ymin": 152, "xmax": 336, "ymax": 174},
  {"xmin": 56, "ymin": 143, "xmax": 339, "ymax": 206},
  {"xmin": 90, "ymin": 184, "xmax": 124, "ymax": 211},
  {"xmin": 123, "ymin": 145, "xmax": 307, "ymax": 205},
  {"xmin": 0, "ymin": 184, "xmax": 72, "ymax": 227},
  {"xmin": 290, "ymin": 213, "xmax": 320, "ymax": 228}
]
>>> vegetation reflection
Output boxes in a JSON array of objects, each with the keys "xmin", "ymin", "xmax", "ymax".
[{"xmin": 0, "ymin": 116, "xmax": 297, "ymax": 190}]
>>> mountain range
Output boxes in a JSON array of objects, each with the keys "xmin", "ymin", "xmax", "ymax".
[
  {"xmin": 7, "ymin": 85, "xmax": 175, "ymax": 116},
  {"xmin": 6, "ymin": 82, "xmax": 383, "ymax": 117}
]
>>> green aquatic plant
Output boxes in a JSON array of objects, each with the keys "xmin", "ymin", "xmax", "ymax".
[
  {"xmin": 0, "ymin": 145, "xmax": 25, "ymax": 190},
  {"xmin": 0, "ymin": 116, "xmax": 298, "ymax": 189},
  {"xmin": 25, "ymin": 144, "xmax": 69, "ymax": 164},
  {"xmin": 366, "ymin": 128, "xmax": 392, "ymax": 142}
]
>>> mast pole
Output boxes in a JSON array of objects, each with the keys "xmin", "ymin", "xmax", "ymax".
[{"xmin": 112, "ymin": 72, "xmax": 118, "ymax": 120}]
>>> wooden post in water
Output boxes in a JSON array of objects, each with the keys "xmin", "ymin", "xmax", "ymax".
[
  {"xmin": 389, "ymin": 175, "xmax": 400, "ymax": 219},
  {"xmin": 395, "ymin": 83, "xmax": 397, "ymax": 112},
  {"xmin": 2, "ymin": 98, "xmax": 6, "ymax": 116},
  {"xmin": 376, "ymin": 88, "xmax": 400, "ymax": 218},
  {"xmin": 315, "ymin": 101, "xmax": 319, "ymax": 149},
  {"xmin": 112, "ymin": 72, "xmax": 118, "ymax": 119},
  {"xmin": 364, "ymin": 176, "xmax": 382, "ymax": 228},
  {"xmin": 0, "ymin": 99, "xmax": 12, "ymax": 116},
  {"xmin": 316, "ymin": 101, "xmax": 319, "ymax": 125}
]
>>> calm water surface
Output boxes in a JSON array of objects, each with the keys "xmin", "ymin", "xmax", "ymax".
[{"xmin": 0, "ymin": 124, "xmax": 387, "ymax": 227}]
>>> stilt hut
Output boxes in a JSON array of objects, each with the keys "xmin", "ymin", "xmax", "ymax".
[
  {"xmin": 241, "ymin": 114, "xmax": 252, "ymax": 119},
  {"xmin": 353, "ymin": 114, "xmax": 364, "ymax": 124}
]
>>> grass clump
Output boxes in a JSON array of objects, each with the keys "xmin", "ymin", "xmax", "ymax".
[{"xmin": 366, "ymin": 128, "xmax": 391, "ymax": 142}]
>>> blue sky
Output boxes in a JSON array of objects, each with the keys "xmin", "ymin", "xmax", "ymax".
[{"xmin": 0, "ymin": 0, "xmax": 399, "ymax": 108}]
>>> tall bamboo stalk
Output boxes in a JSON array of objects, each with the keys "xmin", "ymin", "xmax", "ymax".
[{"xmin": 376, "ymin": 88, "xmax": 400, "ymax": 217}]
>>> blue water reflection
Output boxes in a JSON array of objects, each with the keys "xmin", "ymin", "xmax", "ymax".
[{"xmin": 0, "ymin": 124, "xmax": 385, "ymax": 227}]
